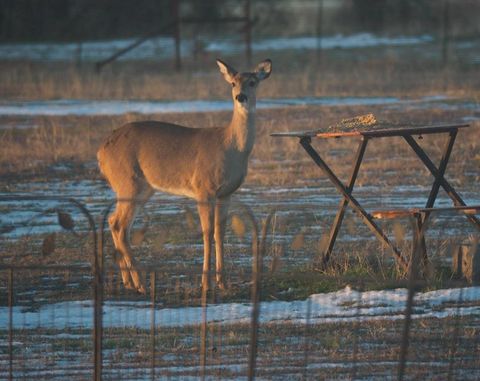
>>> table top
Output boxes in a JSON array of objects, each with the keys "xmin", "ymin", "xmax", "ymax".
[{"xmin": 271, "ymin": 123, "xmax": 470, "ymax": 139}]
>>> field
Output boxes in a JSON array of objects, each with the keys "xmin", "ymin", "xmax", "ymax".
[{"xmin": 1, "ymin": 34, "xmax": 480, "ymax": 379}]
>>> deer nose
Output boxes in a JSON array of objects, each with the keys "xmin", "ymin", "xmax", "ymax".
[{"xmin": 235, "ymin": 93, "xmax": 248, "ymax": 103}]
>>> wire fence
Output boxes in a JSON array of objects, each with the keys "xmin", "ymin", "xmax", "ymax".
[
  {"xmin": 1, "ymin": 195, "xmax": 480, "ymax": 380},
  {"xmin": 2, "ymin": 0, "xmax": 480, "ymax": 68}
]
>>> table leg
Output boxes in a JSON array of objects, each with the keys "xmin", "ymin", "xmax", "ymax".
[
  {"xmin": 322, "ymin": 138, "xmax": 368, "ymax": 266},
  {"xmin": 408, "ymin": 130, "xmax": 457, "ymax": 262},
  {"xmin": 404, "ymin": 133, "xmax": 480, "ymax": 230},
  {"xmin": 300, "ymin": 137, "xmax": 408, "ymax": 270},
  {"xmin": 425, "ymin": 130, "xmax": 457, "ymax": 208},
  {"xmin": 411, "ymin": 212, "xmax": 429, "ymax": 276}
]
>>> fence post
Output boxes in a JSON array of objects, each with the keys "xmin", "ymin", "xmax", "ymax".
[
  {"xmin": 8, "ymin": 267, "xmax": 13, "ymax": 381},
  {"xmin": 95, "ymin": 202, "xmax": 109, "ymax": 381},
  {"xmin": 94, "ymin": 260, "xmax": 103, "ymax": 381},
  {"xmin": 244, "ymin": 0, "xmax": 252, "ymax": 66},
  {"xmin": 351, "ymin": 281, "xmax": 364, "ymax": 380},
  {"xmin": 247, "ymin": 209, "xmax": 274, "ymax": 380},
  {"xmin": 200, "ymin": 275, "xmax": 208, "ymax": 380},
  {"xmin": 447, "ymin": 287, "xmax": 464, "ymax": 380},
  {"xmin": 398, "ymin": 213, "xmax": 422, "ymax": 380},
  {"xmin": 248, "ymin": 214, "xmax": 260, "ymax": 381},
  {"xmin": 171, "ymin": 0, "xmax": 181, "ymax": 71},
  {"xmin": 151, "ymin": 271, "xmax": 156, "ymax": 381},
  {"xmin": 315, "ymin": 0, "xmax": 324, "ymax": 65},
  {"xmin": 441, "ymin": 0, "xmax": 450, "ymax": 68},
  {"xmin": 302, "ymin": 296, "xmax": 312, "ymax": 381}
]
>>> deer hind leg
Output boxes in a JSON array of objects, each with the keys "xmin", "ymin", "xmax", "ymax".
[
  {"xmin": 214, "ymin": 197, "xmax": 230, "ymax": 290},
  {"xmin": 109, "ymin": 187, "xmax": 153, "ymax": 294},
  {"xmin": 197, "ymin": 199, "xmax": 215, "ymax": 291}
]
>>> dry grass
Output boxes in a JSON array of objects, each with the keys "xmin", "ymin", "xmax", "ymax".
[
  {"xmin": 2, "ymin": 48, "xmax": 480, "ymax": 101},
  {"xmin": 1, "ymin": 47, "xmax": 479, "ymax": 181},
  {"xmin": 1, "ymin": 103, "xmax": 479, "ymax": 189}
]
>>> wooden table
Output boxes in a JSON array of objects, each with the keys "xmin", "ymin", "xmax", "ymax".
[{"xmin": 271, "ymin": 123, "xmax": 479, "ymax": 270}]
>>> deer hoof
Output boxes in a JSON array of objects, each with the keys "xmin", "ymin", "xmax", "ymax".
[
  {"xmin": 125, "ymin": 280, "xmax": 146, "ymax": 294},
  {"xmin": 136, "ymin": 284, "xmax": 146, "ymax": 294}
]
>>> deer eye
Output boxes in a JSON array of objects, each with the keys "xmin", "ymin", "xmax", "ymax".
[{"xmin": 231, "ymin": 82, "xmax": 236, "ymax": 87}]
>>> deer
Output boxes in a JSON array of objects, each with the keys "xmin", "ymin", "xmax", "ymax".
[{"xmin": 97, "ymin": 58, "xmax": 272, "ymax": 293}]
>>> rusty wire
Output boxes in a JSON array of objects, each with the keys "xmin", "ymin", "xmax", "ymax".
[{"xmin": 1, "ymin": 196, "xmax": 479, "ymax": 380}]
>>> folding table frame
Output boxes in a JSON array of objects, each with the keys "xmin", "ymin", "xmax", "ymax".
[{"xmin": 272, "ymin": 123, "xmax": 479, "ymax": 270}]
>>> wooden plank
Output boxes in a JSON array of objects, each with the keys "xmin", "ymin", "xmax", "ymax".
[
  {"xmin": 270, "ymin": 123, "xmax": 471, "ymax": 140},
  {"xmin": 371, "ymin": 205, "xmax": 480, "ymax": 220},
  {"xmin": 371, "ymin": 210, "xmax": 420, "ymax": 219},
  {"xmin": 358, "ymin": 123, "xmax": 469, "ymax": 138},
  {"xmin": 418, "ymin": 205, "xmax": 480, "ymax": 214}
]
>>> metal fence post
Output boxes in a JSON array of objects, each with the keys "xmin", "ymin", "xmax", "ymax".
[
  {"xmin": 244, "ymin": 0, "xmax": 252, "ymax": 66},
  {"xmin": 447, "ymin": 287, "xmax": 464, "ymax": 380},
  {"xmin": 398, "ymin": 213, "xmax": 422, "ymax": 380},
  {"xmin": 172, "ymin": 0, "xmax": 181, "ymax": 71},
  {"xmin": 303, "ymin": 296, "xmax": 312, "ymax": 381},
  {"xmin": 248, "ymin": 212, "xmax": 260, "ymax": 381},
  {"xmin": 200, "ymin": 276, "xmax": 208, "ymax": 380},
  {"xmin": 151, "ymin": 271, "xmax": 156, "ymax": 381},
  {"xmin": 95, "ymin": 201, "xmax": 112, "ymax": 381},
  {"xmin": 8, "ymin": 267, "xmax": 13, "ymax": 381}
]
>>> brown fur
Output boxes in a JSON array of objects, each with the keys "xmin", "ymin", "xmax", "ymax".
[{"xmin": 97, "ymin": 59, "xmax": 272, "ymax": 293}]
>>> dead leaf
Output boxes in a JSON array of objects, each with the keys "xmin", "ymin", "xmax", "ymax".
[
  {"xmin": 231, "ymin": 214, "xmax": 246, "ymax": 238},
  {"xmin": 318, "ymin": 233, "xmax": 330, "ymax": 254},
  {"xmin": 393, "ymin": 222, "xmax": 406, "ymax": 243},
  {"xmin": 151, "ymin": 229, "xmax": 167, "ymax": 249},
  {"xmin": 42, "ymin": 233, "xmax": 56, "ymax": 256},
  {"xmin": 270, "ymin": 255, "xmax": 282, "ymax": 274},
  {"xmin": 346, "ymin": 218, "xmax": 357, "ymax": 235},
  {"xmin": 57, "ymin": 211, "xmax": 75, "ymax": 231},
  {"xmin": 291, "ymin": 232, "xmax": 304, "ymax": 251},
  {"xmin": 184, "ymin": 207, "xmax": 197, "ymax": 231},
  {"xmin": 131, "ymin": 227, "xmax": 148, "ymax": 246}
]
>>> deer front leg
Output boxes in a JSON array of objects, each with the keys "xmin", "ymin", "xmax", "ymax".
[
  {"xmin": 197, "ymin": 200, "xmax": 214, "ymax": 291},
  {"xmin": 215, "ymin": 197, "xmax": 230, "ymax": 290}
]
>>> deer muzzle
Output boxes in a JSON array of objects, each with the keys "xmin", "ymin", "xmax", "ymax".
[{"xmin": 235, "ymin": 93, "xmax": 248, "ymax": 103}]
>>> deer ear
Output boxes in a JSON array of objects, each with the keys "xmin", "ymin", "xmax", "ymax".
[
  {"xmin": 216, "ymin": 59, "xmax": 237, "ymax": 83},
  {"xmin": 255, "ymin": 59, "xmax": 272, "ymax": 80}
]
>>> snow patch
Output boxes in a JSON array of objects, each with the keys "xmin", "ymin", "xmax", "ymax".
[
  {"xmin": 1, "ymin": 286, "xmax": 478, "ymax": 330},
  {"xmin": 0, "ymin": 95, "xmax": 451, "ymax": 118},
  {"xmin": 0, "ymin": 33, "xmax": 434, "ymax": 62}
]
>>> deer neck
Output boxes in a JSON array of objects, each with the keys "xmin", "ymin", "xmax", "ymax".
[{"xmin": 227, "ymin": 101, "xmax": 256, "ymax": 153}]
